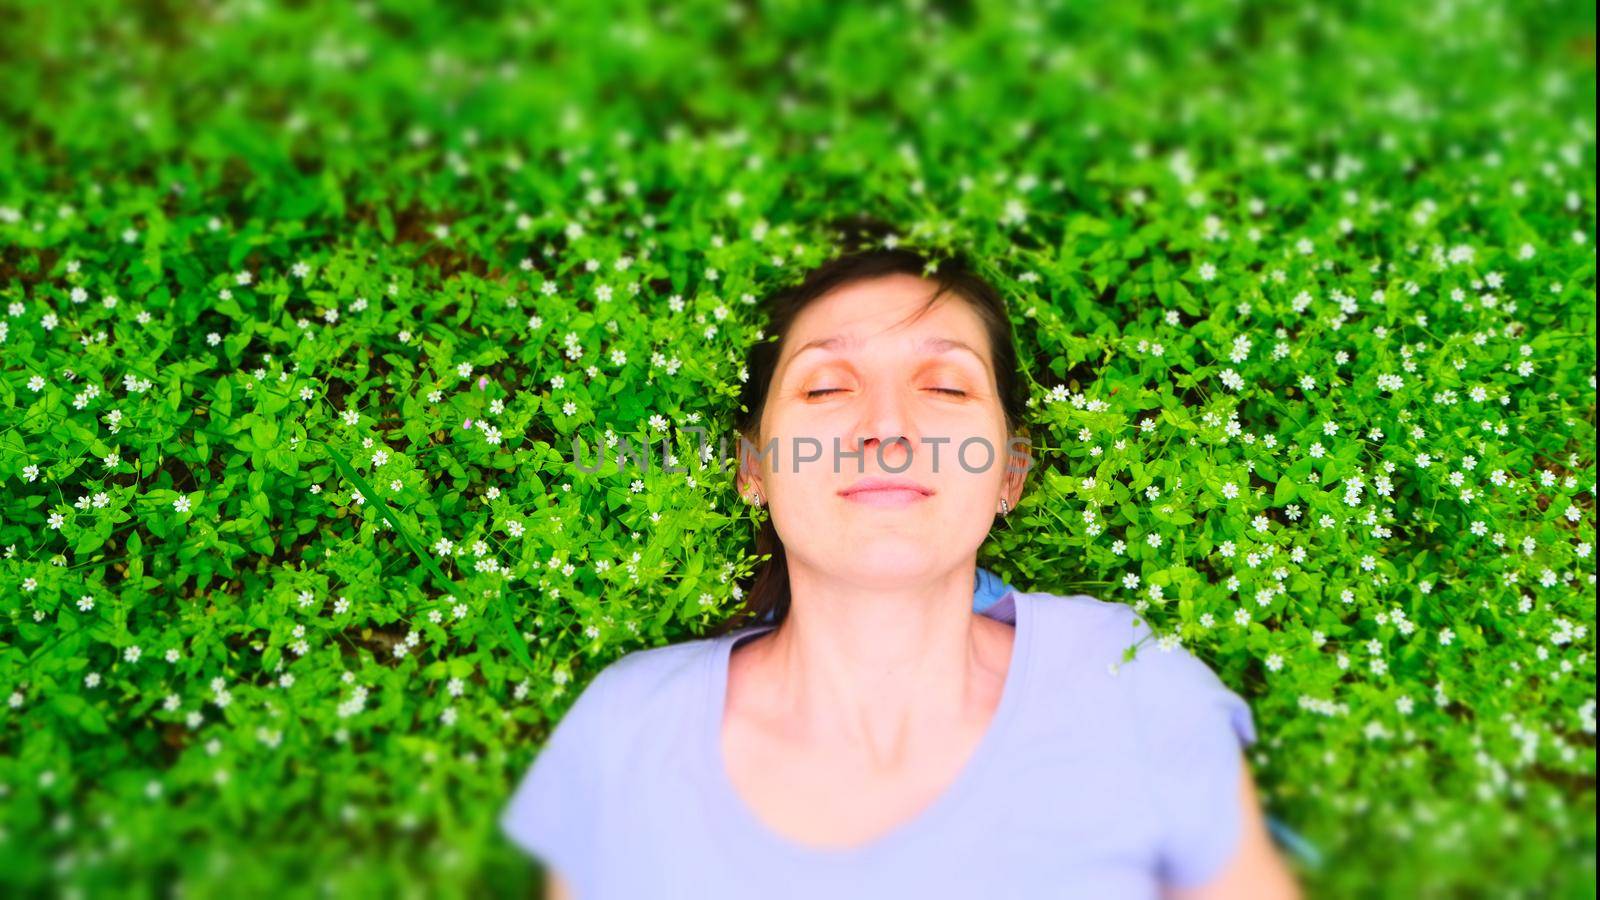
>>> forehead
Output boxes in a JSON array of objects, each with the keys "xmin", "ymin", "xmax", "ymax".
[{"xmin": 781, "ymin": 273, "xmax": 990, "ymax": 363}]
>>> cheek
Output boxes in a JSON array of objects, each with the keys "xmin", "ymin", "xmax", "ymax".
[
  {"xmin": 925, "ymin": 405, "xmax": 1009, "ymax": 450},
  {"xmin": 760, "ymin": 415, "xmax": 859, "ymax": 478},
  {"xmin": 761, "ymin": 407, "xmax": 830, "ymax": 450},
  {"xmin": 934, "ymin": 436, "xmax": 1009, "ymax": 480}
]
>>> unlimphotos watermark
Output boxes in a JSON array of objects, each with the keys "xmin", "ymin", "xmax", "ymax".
[{"xmin": 571, "ymin": 427, "xmax": 1032, "ymax": 476}]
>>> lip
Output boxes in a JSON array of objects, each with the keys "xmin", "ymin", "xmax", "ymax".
[{"xmin": 838, "ymin": 476, "xmax": 934, "ymax": 507}]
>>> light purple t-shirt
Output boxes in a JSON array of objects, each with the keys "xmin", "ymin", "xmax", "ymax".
[{"xmin": 500, "ymin": 590, "xmax": 1258, "ymax": 899}]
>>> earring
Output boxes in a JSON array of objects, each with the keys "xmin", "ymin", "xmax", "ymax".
[
  {"xmin": 751, "ymin": 488, "xmax": 763, "ymax": 507},
  {"xmin": 999, "ymin": 498, "xmax": 1009, "ymax": 516}
]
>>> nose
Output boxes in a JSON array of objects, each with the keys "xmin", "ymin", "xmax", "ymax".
[{"xmin": 854, "ymin": 384, "xmax": 917, "ymax": 470}]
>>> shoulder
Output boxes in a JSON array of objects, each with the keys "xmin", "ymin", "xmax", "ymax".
[
  {"xmin": 1021, "ymin": 589, "xmax": 1146, "ymax": 643},
  {"xmin": 502, "ymin": 632, "xmax": 724, "ymax": 814},
  {"xmin": 1021, "ymin": 590, "xmax": 1261, "ymax": 887},
  {"xmin": 1018, "ymin": 589, "xmax": 1160, "ymax": 676},
  {"xmin": 1018, "ymin": 590, "xmax": 1257, "ymax": 746},
  {"xmin": 501, "ymin": 634, "xmax": 722, "ymax": 890},
  {"xmin": 541, "ymin": 629, "xmax": 733, "ymax": 763},
  {"xmin": 564, "ymin": 631, "xmax": 723, "ymax": 727}
]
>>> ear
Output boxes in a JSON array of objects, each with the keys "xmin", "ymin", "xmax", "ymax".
[
  {"xmin": 734, "ymin": 431, "xmax": 766, "ymax": 500},
  {"xmin": 1001, "ymin": 433, "xmax": 1032, "ymax": 511}
]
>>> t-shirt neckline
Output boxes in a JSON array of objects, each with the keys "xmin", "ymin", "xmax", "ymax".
[{"xmin": 702, "ymin": 589, "xmax": 1035, "ymax": 863}]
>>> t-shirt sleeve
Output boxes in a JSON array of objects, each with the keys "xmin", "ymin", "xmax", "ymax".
[
  {"xmin": 1125, "ymin": 629, "xmax": 1259, "ymax": 890},
  {"xmin": 499, "ymin": 665, "xmax": 616, "ymax": 896}
]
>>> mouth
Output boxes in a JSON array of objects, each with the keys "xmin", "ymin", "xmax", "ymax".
[{"xmin": 838, "ymin": 477, "xmax": 934, "ymax": 507}]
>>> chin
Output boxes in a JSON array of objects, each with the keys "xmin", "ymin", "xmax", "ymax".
[{"xmin": 830, "ymin": 544, "xmax": 945, "ymax": 583}]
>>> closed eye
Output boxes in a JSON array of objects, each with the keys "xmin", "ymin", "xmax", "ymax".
[{"xmin": 806, "ymin": 387, "xmax": 967, "ymax": 398}]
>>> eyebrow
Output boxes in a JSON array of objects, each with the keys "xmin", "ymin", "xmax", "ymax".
[{"xmin": 789, "ymin": 335, "xmax": 988, "ymax": 368}]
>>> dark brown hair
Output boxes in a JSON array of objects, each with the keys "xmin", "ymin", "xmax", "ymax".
[{"xmin": 715, "ymin": 239, "xmax": 1029, "ymax": 635}]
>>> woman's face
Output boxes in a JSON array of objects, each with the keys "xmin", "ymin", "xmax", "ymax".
[{"xmin": 740, "ymin": 273, "xmax": 1026, "ymax": 589}]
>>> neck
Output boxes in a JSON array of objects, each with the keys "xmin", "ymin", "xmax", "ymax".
[{"xmin": 740, "ymin": 560, "xmax": 1011, "ymax": 768}]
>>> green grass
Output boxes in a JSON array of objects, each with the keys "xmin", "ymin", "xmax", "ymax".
[{"xmin": 1, "ymin": 0, "xmax": 1595, "ymax": 897}]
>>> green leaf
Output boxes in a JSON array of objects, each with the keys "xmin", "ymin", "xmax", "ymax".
[
  {"xmin": 378, "ymin": 205, "xmax": 396, "ymax": 243},
  {"xmin": 1275, "ymin": 477, "xmax": 1297, "ymax": 504},
  {"xmin": 252, "ymin": 418, "xmax": 280, "ymax": 448}
]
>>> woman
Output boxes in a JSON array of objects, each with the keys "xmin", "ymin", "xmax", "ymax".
[{"xmin": 501, "ymin": 246, "xmax": 1302, "ymax": 899}]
